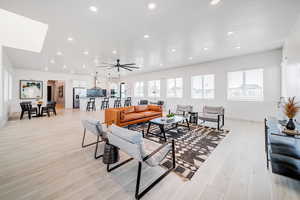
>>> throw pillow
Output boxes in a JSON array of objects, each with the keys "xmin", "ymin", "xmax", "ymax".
[{"xmin": 134, "ymin": 105, "xmax": 148, "ymax": 112}]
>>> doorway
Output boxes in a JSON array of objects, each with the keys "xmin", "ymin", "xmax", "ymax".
[
  {"xmin": 47, "ymin": 80, "xmax": 65, "ymax": 109},
  {"xmin": 47, "ymin": 86, "xmax": 52, "ymax": 102}
]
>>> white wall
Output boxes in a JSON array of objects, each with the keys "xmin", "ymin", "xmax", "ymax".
[
  {"xmin": 282, "ymin": 16, "xmax": 300, "ymax": 98},
  {"xmin": 281, "ymin": 16, "xmax": 300, "ymax": 121},
  {"xmin": 0, "ymin": 46, "xmax": 14, "ymax": 127},
  {"xmin": 122, "ymin": 49, "xmax": 282, "ymax": 122},
  {"xmin": 11, "ymin": 69, "xmax": 94, "ymax": 112}
]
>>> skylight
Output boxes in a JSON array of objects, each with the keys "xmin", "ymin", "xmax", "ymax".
[{"xmin": 0, "ymin": 9, "xmax": 48, "ymax": 53}]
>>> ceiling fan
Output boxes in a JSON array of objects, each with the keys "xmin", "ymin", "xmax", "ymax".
[{"xmin": 96, "ymin": 59, "xmax": 140, "ymax": 72}]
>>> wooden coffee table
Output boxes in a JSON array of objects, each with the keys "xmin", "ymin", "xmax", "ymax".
[{"xmin": 146, "ymin": 116, "xmax": 190, "ymax": 142}]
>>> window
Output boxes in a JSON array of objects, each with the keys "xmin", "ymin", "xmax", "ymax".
[
  {"xmin": 9, "ymin": 74, "xmax": 12, "ymax": 100},
  {"xmin": 4, "ymin": 70, "xmax": 8, "ymax": 102},
  {"xmin": 191, "ymin": 74, "xmax": 215, "ymax": 99},
  {"xmin": 167, "ymin": 77, "xmax": 183, "ymax": 98},
  {"xmin": 148, "ymin": 80, "xmax": 160, "ymax": 98},
  {"xmin": 227, "ymin": 68, "xmax": 263, "ymax": 101},
  {"xmin": 134, "ymin": 82, "xmax": 144, "ymax": 97}
]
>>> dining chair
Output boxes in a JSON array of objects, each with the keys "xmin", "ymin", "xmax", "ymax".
[{"xmin": 20, "ymin": 102, "xmax": 38, "ymax": 120}]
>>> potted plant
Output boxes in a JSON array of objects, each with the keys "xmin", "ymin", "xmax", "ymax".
[
  {"xmin": 284, "ymin": 97, "xmax": 300, "ymax": 130},
  {"xmin": 166, "ymin": 113, "xmax": 175, "ymax": 122}
]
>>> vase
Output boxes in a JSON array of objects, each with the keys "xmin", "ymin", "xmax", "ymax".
[{"xmin": 286, "ymin": 118, "xmax": 296, "ymax": 130}]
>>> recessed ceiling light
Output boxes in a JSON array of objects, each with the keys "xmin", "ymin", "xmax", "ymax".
[
  {"xmin": 67, "ymin": 37, "xmax": 73, "ymax": 41},
  {"xmin": 210, "ymin": 0, "xmax": 221, "ymax": 5},
  {"xmin": 112, "ymin": 50, "xmax": 117, "ymax": 54},
  {"xmin": 188, "ymin": 57, "xmax": 193, "ymax": 60},
  {"xmin": 94, "ymin": 58, "xmax": 99, "ymax": 64},
  {"xmin": 63, "ymin": 65, "xmax": 67, "ymax": 69},
  {"xmin": 83, "ymin": 51, "xmax": 89, "ymax": 55},
  {"xmin": 148, "ymin": 3, "xmax": 157, "ymax": 10},
  {"xmin": 159, "ymin": 63, "xmax": 163, "ymax": 66},
  {"xmin": 90, "ymin": 73, "xmax": 94, "ymax": 76},
  {"xmin": 56, "ymin": 51, "xmax": 62, "ymax": 56},
  {"xmin": 143, "ymin": 34, "xmax": 150, "ymax": 39},
  {"xmin": 235, "ymin": 46, "xmax": 241, "ymax": 49},
  {"xmin": 171, "ymin": 49, "xmax": 176, "ymax": 52},
  {"xmin": 50, "ymin": 59, "xmax": 55, "ymax": 64},
  {"xmin": 45, "ymin": 67, "xmax": 48, "ymax": 71},
  {"xmin": 89, "ymin": 6, "xmax": 98, "ymax": 12},
  {"xmin": 227, "ymin": 31, "xmax": 234, "ymax": 36},
  {"xmin": 203, "ymin": 47, "xmax": 208, "ymax": 51},
  {"xmin": 82, "ymin": 64, "xmax": 86, "ymax": 69}
]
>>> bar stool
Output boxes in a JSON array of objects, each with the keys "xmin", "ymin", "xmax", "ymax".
[
  {"xmin": 124, "ymin": 97, "xmax": 131, "ymax": 107},
  {"xmin": 114, "ymin": 97, "xmax": 122, "ymax": 108},
  {"xmin": 101, "ymin": 98, "xmax": 109, "ymax": 110},
  {"xmin": 86, "ymin": 98, "xmax": 96, "ymax": 111}
]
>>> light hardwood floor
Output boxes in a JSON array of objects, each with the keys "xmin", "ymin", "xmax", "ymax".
[{"xmin": 0, "ymin": 109, "xmax": 299, "ymax": 200}]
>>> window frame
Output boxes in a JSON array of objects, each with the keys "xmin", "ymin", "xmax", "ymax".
[
  {"xmin": 191, "ymin": 74, "xmax": 215, "ymax": 99},
  {"xmin": 166, "ymin": 77, "xmax": 183, "ymax": 98},
  {"xmin": 134, "ymin": 81, "xmax": 144, "ymax": 97},
  {"xmin": 227, "ymin": 68, "xmax": 264, "ymax": 101},
  {"xmin": 148, "ymin": 80, "xmax": 160, "ymax": 98}
]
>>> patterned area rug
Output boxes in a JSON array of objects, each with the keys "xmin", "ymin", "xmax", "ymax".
[{"xmin": 129, "ymin": 123, "xmax": 229, "ymax": 180}]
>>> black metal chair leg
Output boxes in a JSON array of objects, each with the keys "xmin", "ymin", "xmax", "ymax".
[
  {"xmin": 28, "ymin": 111, "xmax": 32, "ymax": 120},
  {"xmin": 107, "ymin": 158, "xmax": 134, "ymax": 172},
  {"xmin": 94, "ymin": 135, "xmax": 103, "ymax": 159},
  {"xmin": 135, "ymin": 162, "xmax": 142, "ymax": 199},
  {"xmin": 135, "ymin": 140, "xmax": 176, "ymax": 200},
  {"xmin": 186, "ymin": 119, "xmax": 190, "ymax": 130},
  {"xmin": 82, "ymin": 129, "xmax": 103, "ymax": 159},
  {"xmin": 20, "ymin": 111, "xmax": 24, "ymax": 120}
]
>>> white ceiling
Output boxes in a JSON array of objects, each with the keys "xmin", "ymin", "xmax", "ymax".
[{"xmin": 1, "ymin": 0, "xmax": 300, "ymax": 76}]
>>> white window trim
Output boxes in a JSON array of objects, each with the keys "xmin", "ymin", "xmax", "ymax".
[
  {"xmin": 148, "ymin": 80, "xmax": 160, "ymax": 98},
  {"xmin": 134, "ymin": 81, "xmax": 144, "ymax": 97},
  {"xmin": 166, "ymin": 77, "xmax": 183, "ymax": 98},
  {"xmin": 191, "ymin": 74, "xmax": 215, "ymax": 99},
  {"xmin": 227, "ymin": 68, "xmax": 264, "ymax": 102}
]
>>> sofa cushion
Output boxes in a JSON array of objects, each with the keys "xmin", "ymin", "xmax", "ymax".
[
  {"xmin": 124, "ymin": 106, "xmax": 135, "ymax": 114},
  {"xmin": 148, "ymin": 105, "xmax": 162, "ymax": 112},
  {"xmin": 120, "ymin": 107, "xmax": 135, "ymax": 120},
  {"xmin": 134, "ymin": 105, "xmax": 148, "ymax": 113},
  {"xmin": 198, "ymin": 113, "xmax": 218, "ymax": 122},
  {"xmin": 121, "ymin": 113, "xmax": 145, "ymax": 122},
  {"xmin": 142, "ymin": 111, "xmax": 161, "ymax": 118}
]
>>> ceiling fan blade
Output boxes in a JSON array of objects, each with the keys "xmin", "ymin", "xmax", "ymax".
[
  {"xmin": 120, "ymin": 66, "xmax": 133, "ymax": 71},
  {"xmin": 122, "ymin": 63, "xmax": 136, "ymax": 65},
  {"xmin": 120, "ymin": 65, "xmax": 139, "ymax": 68}
]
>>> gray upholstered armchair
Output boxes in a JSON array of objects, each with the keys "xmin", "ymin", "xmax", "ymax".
[
  {"xmin": 173, "ymin": 105, "xmax": 193, "ymax": 118},
  {"xmin": 81, "ymin": 119, "xmax": 107, "ymax": 159},
  {"xmin": 198, "ymin": 106, "xmax": 225, "ymax": 130},
  {"xmin": 106, "ymin": 125, "xmax": 175, "ymax": 200}
]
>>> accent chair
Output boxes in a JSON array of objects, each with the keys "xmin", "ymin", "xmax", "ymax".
[
  {"xmin": 81, "ymin": 119, "xmax": 107, "ymax": 159},
  {"xmin": 198, "ymin": 106, "xmax": 225, "ymax": 130},
  {"xmin": 106, "ymin": 125, "xmax": 176, "ymax": 199}
]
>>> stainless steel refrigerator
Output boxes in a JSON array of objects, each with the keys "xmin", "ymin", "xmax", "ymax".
[{"xmin": 73, "ymin": 87, "xmax": 87, "ymax": 109}]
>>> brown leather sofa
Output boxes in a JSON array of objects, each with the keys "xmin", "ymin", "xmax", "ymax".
[{"xmin": 105, "ymin": 105, "xmax": 162, "ymax": 127}]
